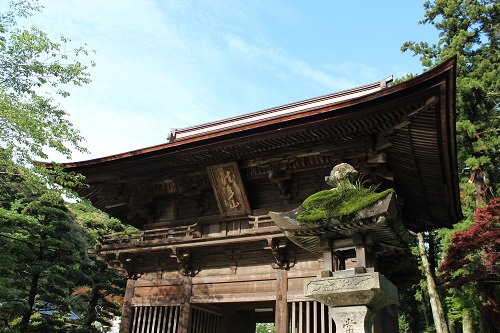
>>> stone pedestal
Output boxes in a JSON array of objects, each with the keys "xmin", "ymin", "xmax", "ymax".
[
  {"xmin": 330, "ymin": 306, "xmax": 375, "ymax": 333},
  {"xmin": 305, "ymin": 272, "xmax": 398, "ymax": 333}
]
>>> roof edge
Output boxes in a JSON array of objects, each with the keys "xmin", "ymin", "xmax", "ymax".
[
  {"xmin": 168, "ymin": 76, "xmax": 393, "ymax": 142},
  {"xmin": 54, "ymin": 58, "xmax": 456, "ymax": 169}
]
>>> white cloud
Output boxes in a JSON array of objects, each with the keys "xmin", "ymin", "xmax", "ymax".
[
  {"xmin": 224, "ymin": 34, "xmax": 379, "ymax": 92},
  {"xmin": 10, "ymin": 0, "xmax": 428, "ymax": 162}
]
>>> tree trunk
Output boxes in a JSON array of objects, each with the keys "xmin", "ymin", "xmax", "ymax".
[
  {"xmin": 421, "ymin": 287, "xmax": 431, "ymax": 328},
  {"xmin": 20, "ymin": 272, "xmax": 40, "ymax": 332},
  {"xmin": 449, "ymin": 319, "xmax": 456, "ymax": 333},
  {"xmin": 84, "ymin": 281, "xmax": 100, "ymax": 329},
  {"xmin": 462, "ymin": 308, "xmax": 473, "ymax": 333},
  {"xmin": 417, "ymin": 233, "xmax": 449, "ymax": 333},
  {"xmin": 428, "ymin": 233, "xmax": 437, "ymax": 274},
  {"xmin": 477, "ymin": 283, "xmax": 498, "ymax": 333},
  {"xmin": 473, "ymin": 168, "xmax": 488, "ymax": 206}
]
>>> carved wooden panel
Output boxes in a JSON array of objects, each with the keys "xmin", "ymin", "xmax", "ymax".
[{"xmin": 207, "ymin": 162, "xmax": 251, "ymax": 216}]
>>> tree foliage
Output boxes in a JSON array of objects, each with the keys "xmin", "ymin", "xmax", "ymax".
[
  {"xmin": 401, "ymin": 1, "xmax": 499, "ymax": 331},
  {"xmin": 438, "ymin": 198, "xmax": 500, "ymax": 329},
  {"xmin": 0, "ymin": 3, "xmax": 129, "ymax": 332},
  {"xmin": 0, "ymin": 190, "xmax": 80, "ymax": 332},
  {"xmin": 0, "ymin": 154, "xmax": 127, "ymax": 332},
  {"xmin": 402, "ymin": 0, "xmax": 500, "ymax": 206},
  {"xmin": 0, "ymin": 0, "xmax": 94, "ymax": 170},
  {"xmin": 439, "ymin": 198, "xmax": 500, "ymax": 287},
  {"xmin": 68, "ymin": 202, "xmax": 128, "ymax": 333},
  {"xmin": 255, "ymin": 323, "xmax": 275, "ymax": 333}
]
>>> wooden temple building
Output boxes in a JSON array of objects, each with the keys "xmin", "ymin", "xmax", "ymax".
[{"xmin": 61, "ymin": 58, "xmax": 462, "ymax": 333}]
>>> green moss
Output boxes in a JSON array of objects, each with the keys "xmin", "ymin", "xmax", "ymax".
[{"xmin": 296, "ymin": 187, "xmax": 394, "ymax": 225}]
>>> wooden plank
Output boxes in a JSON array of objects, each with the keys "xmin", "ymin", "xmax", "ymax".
[
  {"xmin": 131, "ymin": 297, "xmax": 182, "ymax": 307},
  {"xmin": 306, "ymin": 301, "xmax": 310, "ymax": 333},
  {"xmin": 134, "ymin": 285, "xmax": 183, "ymax": 298},
  {"xmin": 299, "ymin": 302, "xmax": 303, "ymax": 333},
  {"xmin": 131, "ymin": 306, "xmax": 138, "ymax": 333},
  {"xmin": 172, "ymin": 306, "xmax": 179, "ymax": 333},
  {"xmin": 287, "ymin": 268, "xmax": 322, "ymax": 279},
  {"xmin": 193, "ymin": 272, "xmax": 276, "ymax": 284},
  {"xmin": 134, "ymin": 278, "xmax": 183, "ymax": 287},
  {"xmin": 147, "ymin": 306, "xmax": 153, "ymax": 333},
  {"xmin": 192, "ymin": 280, "xmax": 275, "ymax": 295},
  {"xmin": 151, "ymin": 306, "xmax": 157, "ymax": 333},
  {"xmin": 155, "ymin": 307, "xmax": 163, "ymax": 333},
  {"xmin": 190, "ymin": 292, "xmax": 276, "ymax": 303},
  {"xmin": 140, "ymin": 306, "xmax": 148, "ymax": 333},
  {"xmin": 314, "ymin": 301, "xmax": 318, "ymax": 333},
  {"xmin": 98, "ymin": 232, "xmax": 285, "ymax": 256},
  {"xmin": 165, "ymin": 307, "xmax": 173, "ymax": 333}
]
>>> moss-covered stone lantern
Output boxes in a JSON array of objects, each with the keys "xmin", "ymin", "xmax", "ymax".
[{"xmin": 269, "ymin": 163, "xmax": 415, "ymax": 333}]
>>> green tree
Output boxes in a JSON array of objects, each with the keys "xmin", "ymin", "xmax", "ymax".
[
  {"xmin": 438, "ymin": 199, "xmax": 500, "ymax": 332},
  {"xmin": 68, "ymin": 201, "xmax": 128, "ymax": 333},
  {"xmin": 402, "ymin": 0, "xmax": 500, "ymax": 206},
  {"xmin": 256, "ymin": 323, "xmax": 275, "ymax": 333},
  {"xmin": 0, "ymin": 191, "xmax": 81, "ymax": 332},
  {"xmin": 402, "ymin": 1, "xmax": 500, "ymax": 331},
  {"xmin": 0, "ymin": 152, "xmax": 129, "ymax": 333},
  {"xmin": 0, "ymin": 0, "xmax": 93, "ymax": 175}
]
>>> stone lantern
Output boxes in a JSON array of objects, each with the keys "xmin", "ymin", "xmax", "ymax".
[{"xmin": 269, "ymin": 164, "xmax": 415, "ymax": 333}]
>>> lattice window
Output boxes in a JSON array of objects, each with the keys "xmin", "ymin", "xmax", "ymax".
[
  {"xmin": 130, "ymin": 306, "xmax": 180, "ymax": 333},
  {"xmin": 289, "ymin": 301, "xmax": 334, "ymax": 333},
  {"xmin": 190, "ymin": 306, "xmax": 220, "ymax": 333}
]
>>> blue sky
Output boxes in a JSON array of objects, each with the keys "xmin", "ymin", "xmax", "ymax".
[{"xmin": 15, "ymin": 1, "xmax": 439, "ymax": 161}]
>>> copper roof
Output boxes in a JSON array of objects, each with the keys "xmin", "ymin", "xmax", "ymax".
[{"xmin": 168, "ymin": 76, "xmax": 393, "ymax": 142}]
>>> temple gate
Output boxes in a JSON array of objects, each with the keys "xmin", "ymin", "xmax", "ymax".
[{"xmin": 60, "ymin": 58, "xmax": 461, "ymax": 332}]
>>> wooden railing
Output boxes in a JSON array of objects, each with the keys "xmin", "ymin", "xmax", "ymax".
[
  {"xmin": 98, "ymin": 214, "xmax": 277, "ymax": 247},
  {"xmin": 141, "ymin": 223, "xmax": 201, "ymax": 241},
  {"xmin": 248, "ymin": 214, "xmax": 275, "ymax": 229},
  {"xmin": 98, "ymin": 231, "xmax": 142, "ymax": 245}
]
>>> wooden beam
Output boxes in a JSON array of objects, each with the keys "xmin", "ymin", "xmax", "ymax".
[
  {"xmin": 119, "ymin": 278, "xmax": 136, "ymax": 333},
  {"xmin": 97, "ymin": 232, "xmax": 286, "ymax": 257},
  {"xmin": 177, "ymin": 275, "xmax": 192, "ymax": 333},
  {"xmin": 275, "ymin": 269, "xmax": 288, "ymax": 333}
]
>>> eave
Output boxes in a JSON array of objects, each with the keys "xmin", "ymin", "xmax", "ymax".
[{"xmin": 58, "ymin": 57, "xmax": 462, "ymax": 231}]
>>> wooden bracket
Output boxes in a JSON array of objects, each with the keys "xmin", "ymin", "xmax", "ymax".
[
  {"xmin": 267, "ymin": 168, "xmax": 291, "ymax": 199},
  {"xmin": 113, "ymin": 253, "xmax": 142, "ymax": 279},
  {"xmin": 171, "ymin": 246, "xmax": 198, "ymax": 277},
  {"xmin": 266, "ymin": 238, "xmax": 295, "ymax": 270}
]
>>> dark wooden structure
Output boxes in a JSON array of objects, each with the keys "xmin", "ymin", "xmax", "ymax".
[{"xmin": 60, "ymin": 58, "xmax": 461, "ymax": 333}]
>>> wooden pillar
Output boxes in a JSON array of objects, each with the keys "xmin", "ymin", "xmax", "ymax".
[
  {"xmin": 275, "ymin": 269, "xmax": 288, "ymax": 333},
  {"xmin": 320, "ymin": 238, "xmax": 333, "ymax": 276},
  {"xmin": 119, "ymin": 278, "xmax": 136, "ymax": 333},
  {"xmin": 353, "ymin": 233, "xmax": 367, "ymax": 269},
  {"xmin": 177, "ymin": 274, "xmax": 192, "ymax": 333},
  {"xmin": 364, "ymin": 233, "xmax": 376, "ymax": 270}
]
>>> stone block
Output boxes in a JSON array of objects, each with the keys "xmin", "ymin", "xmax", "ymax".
[{"xmin": 304, "ymin": 272, "xmax": 398, "ymax": 310}]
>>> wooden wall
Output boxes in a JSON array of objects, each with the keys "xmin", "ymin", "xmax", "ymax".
[{"xmin": 129, "ymin": 250, "xmax": 322, "ymax": 307}]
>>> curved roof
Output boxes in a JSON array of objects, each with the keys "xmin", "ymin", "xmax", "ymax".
[{"xmin": 59, "ymin": 57, "xmax": 462, "ymax": 231}]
